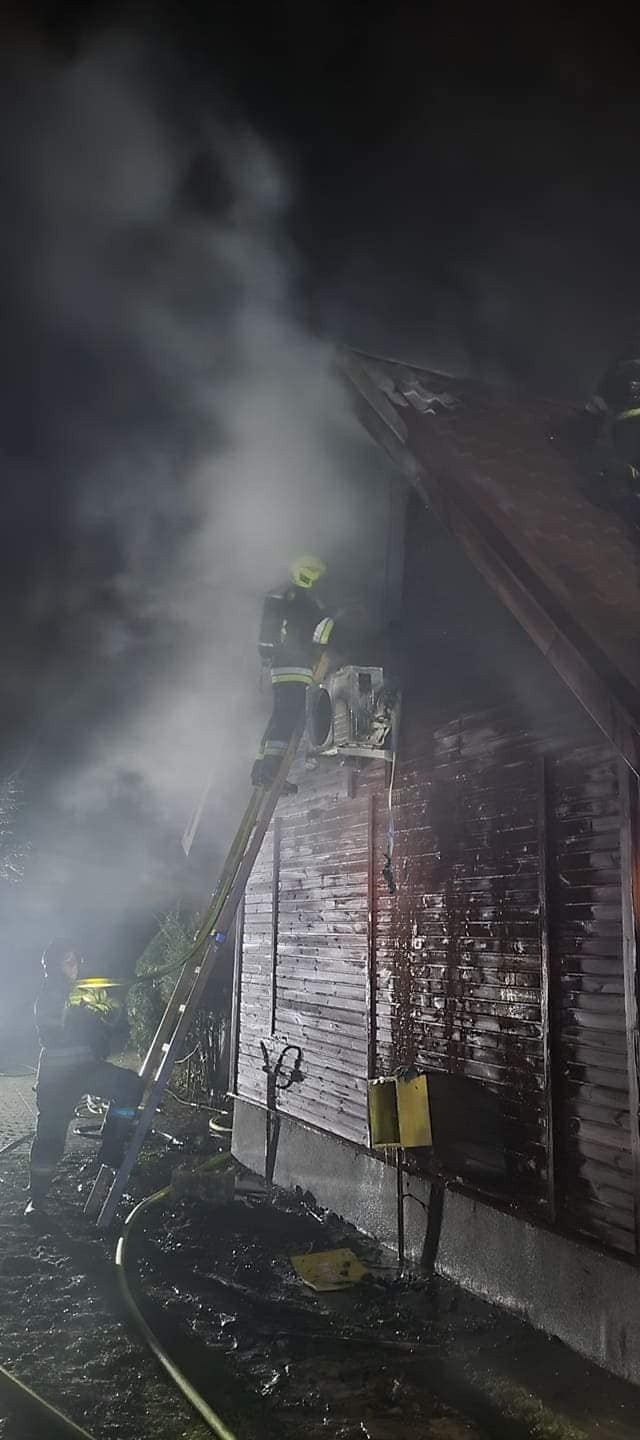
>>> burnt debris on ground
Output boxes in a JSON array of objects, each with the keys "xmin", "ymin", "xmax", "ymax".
[
  {"xmin": 0, "ymin": 1130, "xmax": 638, "ymax": 1439},
  {"xmin": 0, "ymin": 1141, "xmax": 489, "ymax": 1440}
]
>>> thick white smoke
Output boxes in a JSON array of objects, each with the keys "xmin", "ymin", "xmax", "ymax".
[{"xmin": 0, "ymin": 34, "xmax": 394, "ymax": 995}]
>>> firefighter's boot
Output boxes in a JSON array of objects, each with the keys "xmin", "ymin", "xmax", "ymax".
[{"xmin": 97, "ymin": 1079, "xmax": 144, "ymax": 1169}]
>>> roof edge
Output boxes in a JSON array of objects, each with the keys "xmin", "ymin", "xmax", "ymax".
[{"xmin": 339, "ymin": 349, "xmax": 640, "ymax": 776}]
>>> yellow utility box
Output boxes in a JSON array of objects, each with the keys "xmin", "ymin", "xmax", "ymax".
[{"xmin": 368, "ymin": 1073, "xmax": 432, "ymax": 1149}]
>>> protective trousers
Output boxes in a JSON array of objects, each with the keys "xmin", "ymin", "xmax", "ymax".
[
  {"xmin": 29, "ymin": 1056, "xmax": 142, "ymax": 1201},
  {"xmin": 253, "ymin": 681, "xmax": 308, "ymax": 784}
]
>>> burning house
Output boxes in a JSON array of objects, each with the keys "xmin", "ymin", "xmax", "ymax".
[{"xmin": 230, "ymin": 352, "xmax": 640, "ymax": 1382}]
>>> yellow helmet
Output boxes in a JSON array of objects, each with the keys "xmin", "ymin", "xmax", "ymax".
[
  {"xmin": 68, "ymin": 976, "xmax": 123, "ymax": 1020},
  {"xmin": 290, "ymin": 554, "xmax": 327, "ymax": 589}
]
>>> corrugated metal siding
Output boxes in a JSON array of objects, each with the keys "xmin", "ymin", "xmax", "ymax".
[
  {"xmin": 549, "ymin": 747, "xmax": 635, "ymax": 1254},
  {"xmin": 374, "ymin": 705, "xmax": 549, "ymax": 1206},
  {"xmin": 236, "ymin": 767, "xmax": 370, "ymax": 1146}
]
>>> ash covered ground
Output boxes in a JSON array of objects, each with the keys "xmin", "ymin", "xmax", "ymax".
[{"xmin": 0, "ymin": 1100, "xmax": 636, "ymax": 1440}]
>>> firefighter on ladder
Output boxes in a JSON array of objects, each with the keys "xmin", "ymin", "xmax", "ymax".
[{"xmin": 251, "ymin": 554, "xmax": 335, "ymax": 791}]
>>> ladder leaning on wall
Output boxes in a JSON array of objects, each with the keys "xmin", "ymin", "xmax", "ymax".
[{"xmin": 84, "ymin": 655, "xmax": 330, "ymax": 1229}]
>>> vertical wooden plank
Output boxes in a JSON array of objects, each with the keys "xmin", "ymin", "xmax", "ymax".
[
  {"xmin": 619, "ymin": 758, "xmax": 640, "ymax": 1259},
  {"xmin": 366, "ymin": 791, "xmax": 377, "ymax": 1080},
  {"xmin": 552, "ymin": 745, "xmax": 633, "ymax": 1251},
  {"xmin": 228, "ymin": 902, "xmax": 244, "ymax": 1095},
  {"xmin": 269, "ymin": 816, "xmax": 282, "ymax": 1036},
  {"xmin": 537, "ymin": 754, "xmax": 556, "ymax": 1220}
]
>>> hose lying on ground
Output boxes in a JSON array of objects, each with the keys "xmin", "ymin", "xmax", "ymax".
[
  {"xmin": 0, "ymin": 1137, "xmax": 234, "ymax": 1437},
  {"xmin": 0, "ymin": 1135, "xmax": 100, "ymax": 1437},
  {"xmin": 0, "ymin": 1359, "xmax": 97, "ymax": 1439},
  {"xmin": 0, "ymin": 1133, "xmax": 32, "ymax": 1159},
  {"xmin": 115, "ymin": 1181, "xmax": 238, "ymax": 1440}
]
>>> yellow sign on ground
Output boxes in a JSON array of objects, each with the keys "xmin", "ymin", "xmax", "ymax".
[{"xmin": 290, "ymin": 1247, "xmax": 368, "ymax": 1291}]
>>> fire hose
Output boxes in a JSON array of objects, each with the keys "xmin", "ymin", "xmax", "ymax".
[
  {"xmin": 115, "ymin": 1165, "xmax": 238, "ymax": 1440},
  {"xmin": 0, "ymin": 1360, "xmax": 97, "ymax": 1439},
  {"xmin": 0, "ymin": 1181, "xmax": 238, "ymax": 1440},
  {"xmin": 0, "ymin": 1139, "xmax": 238, "ymax": 1439}
]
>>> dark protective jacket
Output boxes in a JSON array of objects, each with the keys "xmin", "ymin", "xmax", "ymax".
[
  {"xmin": 262, "ymin": 584, "xmax": 334, "ymax": 685},
  {"xmin": 35, "ymin": 974, "xmax": 111, "ymax": 1076}
]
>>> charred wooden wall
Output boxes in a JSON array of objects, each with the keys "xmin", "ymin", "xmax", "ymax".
[
  {"xmin": 235, "ymin": 497, "xmax": 640, "ymax": 1260},
  {"xmin": 373, "ymin": 708, "xmax": 548, "ymax": 1208},
  {"xmin": 237, "ymin": 767, "xmax": 370, "ymax": 1146},
  {"xmin": 549, "ymin": 750, "xmax": 638, "ymax": 1253}
]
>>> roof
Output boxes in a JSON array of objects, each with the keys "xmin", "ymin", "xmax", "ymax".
[{"xmin": 339, "ymin": 349, "xmax": 640, "ymax": 775}]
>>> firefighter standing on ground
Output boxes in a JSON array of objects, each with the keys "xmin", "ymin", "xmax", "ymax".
[
  {"xmin": 26, "ymin": 939, "xmax": 142, "ymax": 1217},
  {"xmin": 252, "ymin": 554, "xmax": 335, "ymax": 787}
]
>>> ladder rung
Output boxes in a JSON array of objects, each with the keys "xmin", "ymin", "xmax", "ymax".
[{"xmin": 89, "ymin": 675, "xmax": 329, "ymax": 1228}]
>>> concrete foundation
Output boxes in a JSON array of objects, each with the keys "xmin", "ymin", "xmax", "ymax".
[{"xmin": 233, "ymin": 1096, "xmax": 640, "ymax": 1387}]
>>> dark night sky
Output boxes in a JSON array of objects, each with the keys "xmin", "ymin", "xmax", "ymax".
[
  {"xmin": 179, "ymin": 1, "xmax": 640, "ymax": 385},
  {"xmin": 1, "ymin": 1, "xmax": 639, "ymax": 1034},
  {"xmin": 23, "ymin": 1, "xmax": 640, "ymax": 383}
]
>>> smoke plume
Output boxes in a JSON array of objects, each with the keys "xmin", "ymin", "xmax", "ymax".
[{"xmin": 0, "ymin": 35, "xmax": 394, "ymax": 1018}]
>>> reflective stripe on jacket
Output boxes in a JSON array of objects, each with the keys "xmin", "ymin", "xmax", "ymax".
[
  {"xmin": 270, "ymin": 666, "xmax": 314, "ymax": 685},
  {"xmin": 312, "ymin": 617, "xmax": 334, "ymax": 645}
]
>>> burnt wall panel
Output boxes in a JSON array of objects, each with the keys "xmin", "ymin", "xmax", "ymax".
[
  {"xmin": 236, "ymin": 766, "xmax": 371, "ymax": 1147},
  {"xmin": 375, "ymin": 704, "xmax": 548, "ymax": 1206},
  {"xmin": 236, "ymin": 828, "xmax": 274, "ymax": 1107},
  {"xmin": 234, "ymin": 492, "xmax": 637, "ymax": 1258},
  {"xmin": 549, "ymin": 748, "xmax": 635, "ymax": 1254},
  {"xmin": 274, "ymin": 769, "xmax": 370, "ymax": 1145}
]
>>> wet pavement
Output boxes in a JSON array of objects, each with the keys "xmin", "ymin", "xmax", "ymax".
[
  {"xmin": 0, "ymin": 1073, "xmax": 37, "ymax": 1149},
  {"xmin": 0, "ymin": 1108, "xmax": 637, "ymax": 1438},
  {"xmin": 0, "ymin": 1151, "xmax": 203, "ymax": 1439},
  {"xmin": 138, "ymin": 1179, "xmax": 640, "ymax": 1440}
]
